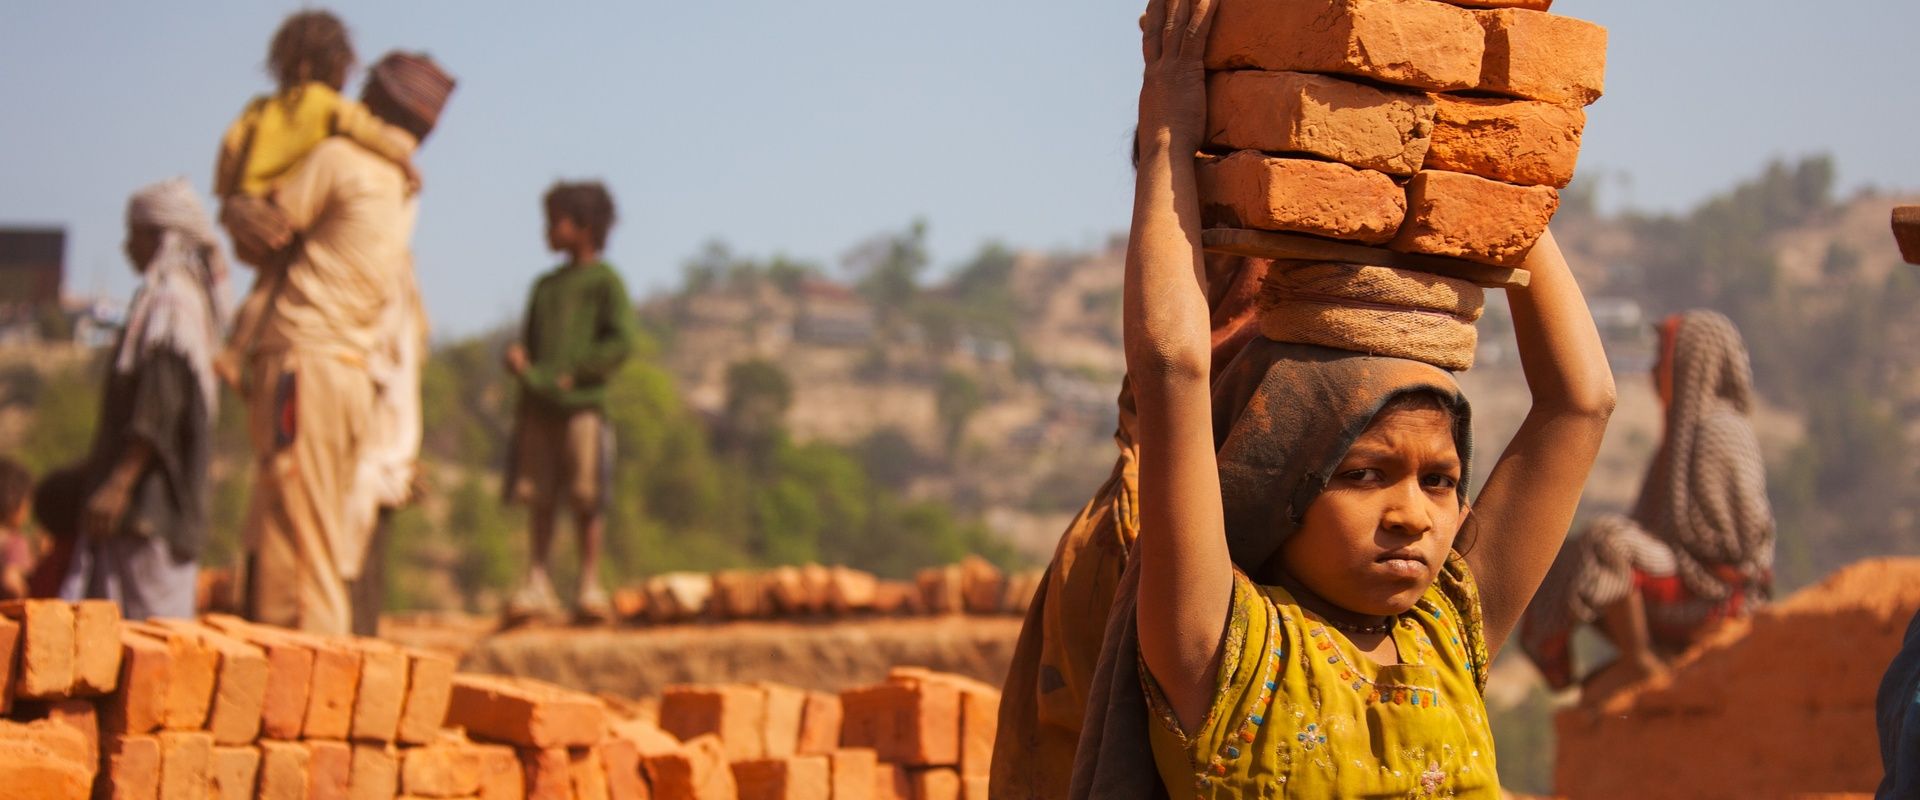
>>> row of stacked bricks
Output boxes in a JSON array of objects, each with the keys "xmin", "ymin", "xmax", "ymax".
[
  {"xmin": 0, "ymin": 595, "xmax": 1002, "ymax": 799},
  {"xmin": 1200, "ymin": 0, "xmax": 1607, "ymax": 266},
  {"xmin": 656, "ymin": 667, "xmax": 999, "ymax": 800},
  {"xmin": 611, "ymin": 558, "xmax": 1040, "ymax": 626}
]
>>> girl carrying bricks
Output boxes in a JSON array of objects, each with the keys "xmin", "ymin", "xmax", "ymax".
[{"xmin": 1070, "ymin": 0, "xmax": 1615, "ymax": 796}]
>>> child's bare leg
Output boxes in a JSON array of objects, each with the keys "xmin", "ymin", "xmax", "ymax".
[
  {"xmin": 1581, "ymin": 590, "xmax": 1666, "ymax": 704},
  {"xmin": 507, "ymin": 502, "xmax": 562, "ymax": 621},
  {"xmin": 573, "ymin": 506, "xmax": 611, "ymax": 621}
]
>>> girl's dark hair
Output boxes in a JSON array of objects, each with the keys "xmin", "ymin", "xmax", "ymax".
[
  {"xmin": 544, "ymin": 182, "xmax": 618, "ymax": 251},
  {"xmin": 267, "ymin": 10, "xmax": 355, "ymax": 91},
  {"xmin": 0, "ymin": 459, "xmax": 28, "ymax": 524}
]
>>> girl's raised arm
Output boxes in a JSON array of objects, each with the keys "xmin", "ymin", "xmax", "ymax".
[
  {"xmin": 1463, "ymin": 230, "xmax": 1617, "ymax": 654},
  {"xmin": 1127, "ymin": 0, "xmax": 1234, "ymax": 731}
]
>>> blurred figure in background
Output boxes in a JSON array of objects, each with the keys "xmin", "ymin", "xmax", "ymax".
[
  {"xmin": 0, "ymin": 458, "xmax": 36, "ymax": 599},
  {"xmin": 55, "ymin": 178, "xmax": 229, "ymax": 620},
  {"xmin": 501, "ymin": 181, "xmax": 637, "ymax": 626},
  {"xmin": 1521, "ymin": 309, "xmax": 1774, "ymax": 702},
  {"xmin": 226, "ymin": 52, "xmax": 453, "ymax": 635}
]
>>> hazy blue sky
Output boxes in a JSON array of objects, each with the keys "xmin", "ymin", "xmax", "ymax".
[{"xmin": 4, "ymin": 1, "xmax": 1916, "ymax": 335}]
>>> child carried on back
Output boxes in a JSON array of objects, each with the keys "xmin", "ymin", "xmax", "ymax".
[{"xmin": 1071, "ymin": 1, "xmax": 1618, "ymax": 796}]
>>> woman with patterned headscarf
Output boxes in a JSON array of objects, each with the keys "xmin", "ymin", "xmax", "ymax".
[
  {"xmin": 1521, "ymin": 309, "xmax": 1774, "ymax": 701},
  {"xmin": 52, "ymin": 178, "xmax": 230, "ymax": 620}
]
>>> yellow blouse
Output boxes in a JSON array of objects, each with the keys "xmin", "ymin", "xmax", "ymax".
[
  {"xmin": 215, "ymin": 82, "xmax": 413, "ymax": 198},
  {"xmin": 1144, "ymin": 553, "xmax": 1497, "ymax": 799}
]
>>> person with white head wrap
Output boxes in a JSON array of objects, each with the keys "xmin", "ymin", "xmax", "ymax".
[{"xmin": 55, "ymin": 177, "xmax": 230, "ymax": 620}]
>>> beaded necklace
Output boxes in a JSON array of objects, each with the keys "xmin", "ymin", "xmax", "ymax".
[{"xmin": 1307, "ymin": 616, "xmax": 1444, "ymax": 708}]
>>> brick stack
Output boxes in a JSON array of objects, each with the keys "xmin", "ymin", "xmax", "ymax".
[
  {"xmin": 659, "ymin": 667, "xmax": 998, "ymax": 800},
  {"xmin": 1200, "ymin": 0, "xmax": 1607, "ymax": 268},
  {"xmin": 608, "ymin": 561, "xmax": 1041, "ymax": 626},
  {"xmin": 0, "ymin": 595, "xmax": 1009, "ymax": 799},
  {"xmin": 838, "ymin": 669, "xmax": 998, "ymax": 800}
]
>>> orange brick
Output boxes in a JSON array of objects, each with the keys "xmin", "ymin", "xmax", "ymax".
[
  {"xmin": 612, "ymin": 586, "xmax": 649, "ymax": 621},
  {"xmin": 159, "ymin": 730, "xmax": 215, "ymax": 800},
  {"xmin": 957, "ymin": 557, "xmax": 1004, "ymax": 616},
  {"xmin": 72, "ymin": 599, "xmax": 123, "ymax": 694},
  {"xmin": 1198, "ymin": 151, "xmax": 1407, "ymax": 244},
  {"xmin": 915, "ymin": 566, "xmax": 964, "ymax": 615},
  {"xmin": 200, "ymin": 615, "xmax": 315, "ymax": 740},
  {"xmin": 1424, "ymin": 94, "xmax": 1585, "ymax": 188},
  {"xmin": 522, "ymin": 747, "xmax": 572, "ymax": 800},
  {"xmin": 106, "ymin": 628, "xmax": 172, "ymax": 734},
  {"xmin": 759, "ymin": 682, "xmax": 807, "ymax": 759},
  {"xmin": 125, "ymin": 622, "xmax": 216, "ymax": 731},
  {"xmin": 764, "ymin": 567, "xmax": 811, "ymax": 616},
  {"xmin": 795, "ymin": 692, "xmax": 841, "ymax": 756},
  {"xmin": 659, "ymin": 684, "xmax": 764, "ymax": 761},
  {"xmin": 1000, "ymin": 571, "xmax": 1041, "ymax": 615},
  {"xmin": 400, "ymin": 739, "xmax": 484, "ymax": 797},
  {"xmin": 908, "ymin": 767, "xmax": 961, "ymax": 800},
  {"xmin": 800, "ymin": 564, "xmax": 833, "ymax": 613},
  {"xmin": 0, "ymin": 614, "xmax": 19, "ymax": 714},
  {"xmin": 838, "ymin": 681, "xmax": 958, "ymax": 765},
  {"xmin": 212, "ymin": 745, "xmax": 262, "ymax": 800},
  {"xmin": 609, "ymin": 717, "xmax": 682, "ymax": 759},
  {"xmin": 600, "ymin": 737, "xmax": 650, "ymax": 800},
  {"xmin": 643, "ymin": 734, "xmax": 737, "ymax": 800},
  {"xmin": 475, "ymin": 743, "xmax": 526, "ymax": 800},
  {"xmin": 962, "ymin": 775, "xmax": 987, "ymax": 800},
  {"xmin": 828, "ymin": 749, "xmax": 877, "ymax": 800},
  {"xmin": 733, "ymin": 755, "xmax": 830, "ymax": 800},
  {"xmin": 348, "ymin": 640, "xmax": 409, "ymax": 742},
  {"xmin": 644, "ymin": 573, "xmax": 712, "ymax": 623},
  {"xmin": 448, "ymin": 674, "xmax": 608, "ymax": 748},
  {"xmin": 104, "ymin": 735, "xmax": 163, "ymax": 800},
  {"xmin": 293, "ymin": 632, "xmax": 362, "ymax": 740},
  {"xmin": 870, "ymin": 581, "xmax": 922, "ymax": 616},
  {"xmin": 0, "ymin": 599, "xmax": 74, "ymax": 699},
  {"xmin": 891, "ymin": 672, "xmax": 999, "ymax": 779},
  {"xmin": 711, "ymin": 571, "xmax": 766, "ymax": 619},
  {"xmin": 822, "ymin": 567, "xmax": 877, "ymax": 616},
  {"xmin": 151, "ymin": 620, "xmax": 269, "ymax": 744},
  {"xmin": 1474, "ymin": 8, "xmax": 1607, "ymax": 105},
  {"xmin": 1206, "ymin": 71, "xmax": 1436, "ymax": 176},
  {"xmin": 308, "ymin": 739, "xmax": 354, "ymax": 798},
  {"xmin": 1390, "ymin": 170, "xmax": 1559, "ymax": 266},
  {"xmin": 874, "ymin": 763, "xmax": 906, "ymax": 800},
  {"xmin": 0, "ymin": 726, "xmax": 94, "ymax": 799},
  {"xmin": 1207, "ymin": 0, "xmax": 1486, "ymax": 91},
  {"xmin": 258, "ymin": 740, "xmax": 312, "ymax": 800},
  {"xmin": 398, "ymin": 649, "xmax": 456, "ymax": 745},
  {"xmin": 24, "ymin": 698, "xmax": 101, "ymax": 766},
  {"xmin": 349, "ymin": 744, "xmax": 399, "ymax": 800},
  {"xmin": 570, "ymin": 747, "xmax": 613, "ymax": 800}
]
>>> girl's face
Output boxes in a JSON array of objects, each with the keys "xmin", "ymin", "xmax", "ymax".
[{"xmin": 1278, "ymin": 405, "xmax": 1465, "ymax": 617}]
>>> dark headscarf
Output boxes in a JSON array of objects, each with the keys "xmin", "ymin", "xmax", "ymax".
[
  {"xmin": 364, "ymin": 51, "xmax": 455, "ymax": 141},
  {"xmin": 1069, "ymin": 340, "xmax": 1474, "ymax": 799}
]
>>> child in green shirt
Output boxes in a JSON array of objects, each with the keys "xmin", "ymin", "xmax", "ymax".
[{"xmin": 503, "ymin": 181, "xmax": 638, "ymax": 624}]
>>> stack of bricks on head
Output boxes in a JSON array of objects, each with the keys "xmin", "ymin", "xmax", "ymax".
[
  {"xmin": 1200, "ymin": 0, "xmax": 1607, "ymax": 268},
  {"xmin": 0, "ymin": 597, "xmax": 1000, "ymax": 799}
]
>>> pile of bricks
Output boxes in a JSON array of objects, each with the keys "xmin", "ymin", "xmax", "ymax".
[
  {"xmin": 1199, "ymin": 0, "xmax": 1607, "ymax": 267},
  {"xmin": 0, "ymin": 599, "xmax": 647, "ymax": 798},
  {"xmin": 658, "ymin": 667, "xmax": 1000, "ymax": 800},
  {"xmin": 611, "ymin": 558, "xmax": 1042, "ymax": 626}
]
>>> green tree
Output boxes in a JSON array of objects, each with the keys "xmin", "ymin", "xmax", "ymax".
[{"xmin": 935, "ymin": 370, "xmax": 983, "ymax": 455}]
